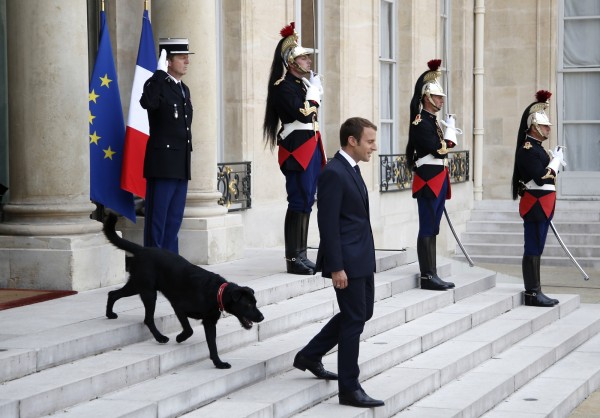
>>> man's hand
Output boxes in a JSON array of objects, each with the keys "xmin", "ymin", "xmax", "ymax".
[
  {"xmin": 157, "ymin": 49, "xmax": 168, "ymax": 72},
  {"xmin": 332, "ymin": 270, "xmax": 348, "ymax": 290}
]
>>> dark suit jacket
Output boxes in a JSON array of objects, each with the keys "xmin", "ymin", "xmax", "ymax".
[
  {"xmin": 140, "ymin": 70, "xmax": 193, "ymax": 180},
  {"xmin": 316, "ymin": 151, "xmax": 376, "ymax": 279}
]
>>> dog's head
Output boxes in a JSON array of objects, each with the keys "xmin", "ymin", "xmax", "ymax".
[{"xmin": 226, "ymin": 285, "xmax": 264, "ymax": 330}]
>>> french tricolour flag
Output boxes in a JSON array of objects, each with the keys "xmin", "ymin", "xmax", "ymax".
[{"xmin": 121, "ymin": 9, "xmax": 157, "ymax": 198}]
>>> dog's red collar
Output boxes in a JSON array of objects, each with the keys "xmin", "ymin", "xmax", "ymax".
[{"xmin": 217, "ymin": 283, "xmax": 229, "ymax": 312}]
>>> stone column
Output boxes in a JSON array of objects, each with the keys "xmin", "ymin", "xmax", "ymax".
[
  {"xmin": 148, "ymin": 0, "xmax": 243, "ymax": 264},
  {"xmin": 0, "ymin": 0, "xmax": 125, "ymax": 290}
]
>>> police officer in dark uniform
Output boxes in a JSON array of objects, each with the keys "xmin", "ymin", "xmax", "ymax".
[
  {"xmin": 140, "ymin": 38, "xmax": 193, "ymax": 254},
  {"xmin": 405, "ymin": 59, "xmax": 456, "ymax": 291},
  {"xmin": 511, "ymin": 90, "xmax": 564, "ymax": 307},
  {"xmin": 263, "ymin": 22, "xmax": 326, "ymax": 275}
]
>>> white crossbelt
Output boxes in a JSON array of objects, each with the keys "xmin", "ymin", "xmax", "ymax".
[
  {"xmin": 280, "ymin": 121, "xmax": 316, "ymax": 140},
  {"xmin": 525, "ymin": 179, "xmax": 555, "ymax": 191},
  {"xmin": 415, "ymin": 154, "xmax": 448, "ymax": 168}
]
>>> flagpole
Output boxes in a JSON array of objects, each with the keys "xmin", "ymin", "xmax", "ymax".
[
  {"xmin": 144, "ymin": 0, "xmax": 148, "ymax": 11},
  {"xmin": 101, "ymin": 0, "xmax": 105, "ymax": 12}
]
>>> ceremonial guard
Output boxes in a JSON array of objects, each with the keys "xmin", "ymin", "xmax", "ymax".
[
  {"xmin": 263, "ymin": 22, "xmax": 326, "ymax": 275},
  {"xmin": 405, "ymin": 60, "xmax": 456, "ymax": 291},
  {"xmin": 511, "ymin": 90, "xmax": 564, "ymax": 307},
  {"xmin": 140, "ymin": 38, "xmax": 193, "ymax": 254}
]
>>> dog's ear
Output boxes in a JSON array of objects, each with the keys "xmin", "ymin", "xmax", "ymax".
[
  {"xmin": 231, "ymin": 289, "xmax": 243, "ymax": 302},
  {"xmin": 231, "ymin": 287, "xmax": 255, "ymax": 302}
]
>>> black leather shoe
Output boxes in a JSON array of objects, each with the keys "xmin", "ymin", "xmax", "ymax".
[
  {"xmin": 420, "ymin": 274, "xmax": 451, "ymax": 291},
  {"xmin": 293, "ymin": 353, "xmax": 337, "ymax": 380},
  {"xmin": 524, "ymin": 291, "xmax": 558, "ymax": 307},
  {"xmin": 442, "ymin": 278, "xmax": 455, "ymax": 289},
  {"xmin": 433, "ymin": 273, "xmax": 455, "ymax": 289},
  {"xmin": 299, "ymin": 252, "xmax": 317, "ymax": 271},
  {"xmin": 286, "ymin": 257, "xmax": 315, "ymax": 275},
  {"xmin": 339, "ymin": 388, "xmax": 385, "ymax": 408}
]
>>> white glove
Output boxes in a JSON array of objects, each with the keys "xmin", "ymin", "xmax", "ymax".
[
  {"xmin": 551, "ymin": 146, "xmax": 564, "ymax": 161},
  {"xmin": 157, "ymin": 49, "xmax": 168, "ymax": 72},
  {"xmin": 302, "ymin": 76, "xmax": 321, "ymax": 105},
  {"xmin": 547, "ymin": 146, "xmax": 566, "ymax": 173},
  {"xmin": 308, "ymin": 71, "xmax": 323, "ymax": 95}
]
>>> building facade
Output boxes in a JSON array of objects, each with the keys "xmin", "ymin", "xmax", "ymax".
[{"xmin": 0, "ymin": 0, "xmax": 597, "ymax": 290}]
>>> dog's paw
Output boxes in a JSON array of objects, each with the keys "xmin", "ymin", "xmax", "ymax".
[
  {"xmin": 176, "ymin": 331, "xmax": 193, "ymax": 343},
  {"xmin": 106, "ymin": 312, "xmax": 118, "ymax": 319},
  {"xmin": 156, "ymin": 335, "xmax": 169, "ymax": 344},
  {"xmin": 214, "ymin": 360, "xmax": 231, "ymax": 369}
]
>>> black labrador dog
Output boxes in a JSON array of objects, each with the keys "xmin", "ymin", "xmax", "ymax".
[{"xmin": 103, "ymin": 213, "xmax": 264, "ymax": 369}]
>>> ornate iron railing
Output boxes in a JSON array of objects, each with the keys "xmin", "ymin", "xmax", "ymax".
[
  {"xmin": 217, "ymin": 161, "xmax": 252, "ymax": 211},
  {"xmin": 379, "ymin": 150, "xmax": 470, "ymax": 192}
]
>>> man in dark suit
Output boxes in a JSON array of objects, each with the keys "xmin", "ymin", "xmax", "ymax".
[
  {"xmin": 140, "ymin": 38, "xmax": 194, "ymax": 254},
  {"xmin": 293, "ymin": 117, "xmax": 384, "ymax": 408}
]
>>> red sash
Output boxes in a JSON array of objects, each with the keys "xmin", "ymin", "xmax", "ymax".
[
  {"xmin": 519, "ymin": 191, "xmax": 556, "ymax": 219},
  {"xmin": 412, "ymin": 168, "xmax": 451, "ymax": 199},
  {"xmin": 278, "ymin": 132, "xmax": 326, "ymax": 169}
]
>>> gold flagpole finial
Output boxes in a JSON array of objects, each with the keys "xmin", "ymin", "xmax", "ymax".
[
  {"xmin": 101, "ymin": 0, "xmax": 105, "ymax": 12},
  {"xmin": 144, "ymin": 0, "xmax": 148, "ymax": 11}
]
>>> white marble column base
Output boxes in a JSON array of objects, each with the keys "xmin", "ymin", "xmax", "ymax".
[
  {"xmin": 118, "ymin": 213, "xmax": 244, "ymax": 265},
  {"xmin": 0, "ymin": 233, "xmax": 126, "ymax": 291}
]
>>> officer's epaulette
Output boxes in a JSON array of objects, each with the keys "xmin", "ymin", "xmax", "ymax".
[
  {"xmin": 522, "ymin": 141, "xmax": 532, "ymax": 150},
  {"xmin": 412, "ymin": 114, "xmax": 422, "ymax": 126}
]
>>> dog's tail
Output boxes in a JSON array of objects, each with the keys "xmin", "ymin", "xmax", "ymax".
[{"xmin": 103, "ymin": 212, "xmax": 144, "ymax": 255}]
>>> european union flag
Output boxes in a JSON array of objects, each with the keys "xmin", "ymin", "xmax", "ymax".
[{"xmin": 89, "ymin": 10, "xmax": 136, "ymax": 222}]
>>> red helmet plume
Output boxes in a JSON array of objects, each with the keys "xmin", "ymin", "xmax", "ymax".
[
  {"xmin": 280, "ymin": 22, "xmax": 296, "ymax": 38},
  {"xmin": 535, "ymin": 90, "xmax": 552, "ymax": 103},
  {"xmin": 427, "ymin": 59, "xmax": 442, "ymax": 72}
]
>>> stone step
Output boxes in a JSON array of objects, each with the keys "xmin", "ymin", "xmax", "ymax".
[
  {"xmin": 460, "ymin": 199, "xmax": 600, "ymax": 270},
  {"xmin": 461, "ymin": 231, "xmax": 600, "ymax": 246},
  {"xmin": 469, "ymin": 209, "xmax": 600, "ymax": 223},
  {"xmin": 290, "ymin": 295, "xmax": 583, "ymax": 418},
  {"xmin": 40, "ymin": 262, "xmax": 495, "ymax": 417},
  {"xmin": 473, "ymin": 199, "xmax": 600, "ymax": 212},
  {"xmin": 192, "ymin": 287, "xmax": 578, "ymax": 418},
  {"xmin": 466, "ymin": 220, "xmax": 600, "ymax": 234},
  {"xmin": 482, "ymin": 328, "xmax": 600, "ymax": 417},
  {"xmin": 455, "ymin": 253, "xmax": 600, "ymax": 269},
  {"xmin": 0, "ymin": 249, "xmax": 413, "ymax": 386},
  {"xmin": 0, "ymin": 273, "xmax": 325, "ymax": 385},
  {"xmin": 458, "ymin": 242, "xmax": 600, "ymax": 259},
  {"xmin": 396, "ymin": 304, "xmax": 600, "ymax": 417}
]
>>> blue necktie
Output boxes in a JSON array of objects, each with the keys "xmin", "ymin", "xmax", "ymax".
[{"xmin": 354, "ymin": 165, "xmax": 367, "ymax": 194}]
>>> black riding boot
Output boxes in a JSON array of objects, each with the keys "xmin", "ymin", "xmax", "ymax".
[
  {"xmin": 298, "ymin": 212, "xmax": 316, "ymax": 271},
  {"xmin": 522, "ymin": 255, "xmax": 558, "ymax": 307},
  {"xmin": 285, "ymin": 210, "xmax": 315, "ymax": 275},
  {"xmin": 428, "ymin": 235, "xmax": 455, "ymax": 288},
  {"xmin": 418, "ymin": 236, "xmax": 451, "ymax": 291}
]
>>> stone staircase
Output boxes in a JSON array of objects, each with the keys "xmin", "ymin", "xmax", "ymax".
[
  {"xmin": 453, "ymin": 199, "xmax": 600, "ymax": 268},
  {"xmin": 0, "ymin": 248, "xmax": 599, "ymax": 417}
]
